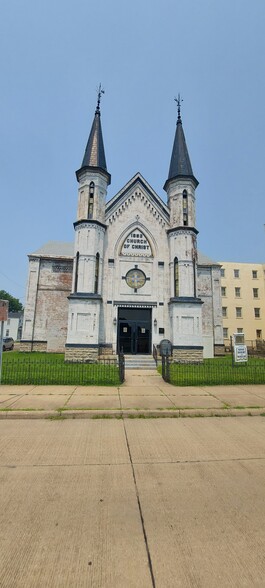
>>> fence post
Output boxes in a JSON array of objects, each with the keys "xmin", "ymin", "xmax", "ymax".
[
  {"xmin": 119, "ymin": 351, "xmax": 125, "ymax": 383},
  {"xmin": 161, "ymin": 354, "xmax": 165, "ymax": 380},
  {"xmin": 165, "ymin": 353, "xmax": 170, "ymax": 383}
]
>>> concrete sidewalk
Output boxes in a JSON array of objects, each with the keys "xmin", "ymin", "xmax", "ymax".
[
  {"xmin": 1, "ymin": 416, "xmax": 265, "ymax": 586},
  {"xmin": 1, "ymin": 370, "xmax": 265, "ymax": 418}
]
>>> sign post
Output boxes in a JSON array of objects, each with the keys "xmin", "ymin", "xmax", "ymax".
[
  {"xmin": 233, "ymin": 333, "xmax": 248, "ymax": 364},
  {"xmin": 0, "ymin": 300, "xmax": 9, "ymax": 384}
]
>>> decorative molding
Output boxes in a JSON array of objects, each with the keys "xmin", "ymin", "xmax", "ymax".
[
  {"xmin": 167, "ymin": 226, "xmax": 199, "ymax": 236},
  {"xmin": 107, "ymin": 191, "xmax": 167, "ymax": 227},
  {"xmin": 74, "ymin": 220, "xmax": 107, "ymax": 232},
  {"xmin": 169, "ymin": 297, "xmax": 203, "ymax": 305},
  {"xmin": 65, "ymin": 343, "xmax": 99, "ymax": 349},
  {"xmin": 114, "ymin": 301, "xmax": 157, "ymax": 308},
  {"xmin": 172, "ymin": 345, "xmax": 203, "ymax": 350},
  {"xmin": 20, "ymin": 340, "xmax": 47, "ymax": 344},
  {"xmin": 68, "ymin": 293, "xmax": 102, "ymax": 300}
]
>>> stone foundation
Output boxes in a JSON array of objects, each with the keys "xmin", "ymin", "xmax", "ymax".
[
  {"xmin": 64, "ymin": 346, "xmax": 99, "ymax": 363},
  {"xmin": 99, "ymin": 345, "xmax": 114, "ymax": 356},
  {"xmin": 172, "ymin": 347, "xmax": 203, "ymax": 363},
  {"xmin": 214, "ymin": 344, "xmax": 225, "ymax": 356},
  {"xmin": 20, "ymin": 341, "xmax": 47, "ymax": 352}
]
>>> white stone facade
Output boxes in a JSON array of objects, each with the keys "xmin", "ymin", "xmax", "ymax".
[
  {"xmin": 21, "ymin": 107, "xmax": 224, "ymax": 360},
  {"xmin": 21, "ymin": 173, "xmax": 223, "ymax": 359}
]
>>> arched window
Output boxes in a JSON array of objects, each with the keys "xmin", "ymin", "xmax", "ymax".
[
  {"xmin": 182, "ymin": 190, "xmax": 188, "ymax": 226},
  {"xmin": 94, "ymin": 253, "xmax": 100, "ymax": 293},
  {"xmin": 88, "ymin": 182, "xmax": 94, "ymax": 219},
  {"xmin": 74, "ymin": 251, "xmax": 79, "ymax": 292},
  {"xmin": 174, "ymin": 257, "xmax": 179, "ymax": 297}
]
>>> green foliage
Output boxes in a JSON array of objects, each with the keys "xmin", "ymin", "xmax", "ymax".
[{"xmin": 0, "ymin": 290, "xmax": 23, "ymax": 312}]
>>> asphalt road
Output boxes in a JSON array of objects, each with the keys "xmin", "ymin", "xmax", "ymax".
[{"xmin": 1, "ymin": 417, "xmax": 265, "ymax": 587}]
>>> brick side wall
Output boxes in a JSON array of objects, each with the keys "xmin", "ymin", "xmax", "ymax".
[{"xmin": 33, "ymin": 259, "xmax": 73, "ymax": 353}]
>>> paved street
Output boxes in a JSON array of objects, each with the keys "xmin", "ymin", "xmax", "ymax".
[{"xmin": 1, "ymin": 416, "xmax": 265, "ymax": 586}]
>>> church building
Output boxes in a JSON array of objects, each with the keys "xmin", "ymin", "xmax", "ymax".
[{"xmin": 21, "ymin": 93, "xmax": 223, "ymax": 361}]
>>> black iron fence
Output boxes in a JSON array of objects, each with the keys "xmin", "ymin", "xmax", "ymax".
[
  {"xmin": 1, "ymin": 355, "xmax": 122, "ymax": 386},
  {"xmin": 161, "ymin": 356, "xmax": 265, "ymax": 386}
]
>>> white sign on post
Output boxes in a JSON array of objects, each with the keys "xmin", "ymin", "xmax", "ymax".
[{"xmin": 234, "ymin": 344, "xmax": 248, "ymax": 363}]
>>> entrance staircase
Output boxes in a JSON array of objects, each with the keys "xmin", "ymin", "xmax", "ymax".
[{"xmin": 124, "ymin": 354, "xmax": 157, "ymax": 370}]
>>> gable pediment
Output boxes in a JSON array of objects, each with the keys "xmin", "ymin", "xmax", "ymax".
[{"xmin": 105, "ymin": 173, "xmax": 170, "ymax": 227}]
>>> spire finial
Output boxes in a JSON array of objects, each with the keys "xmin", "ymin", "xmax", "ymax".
[
  {"xmin": 96, "ymin": 83, "xmax": 105, "ymax": 114},
  {"xmin": 174, "ymin": 93, "xmax": 183, "ymax": 122}
]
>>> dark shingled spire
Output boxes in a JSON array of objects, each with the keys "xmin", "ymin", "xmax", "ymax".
[
  {"xmin": 76, "ymin": 86, "xmax": 111, "ymax": 184},
  {"xmin": 164, "ymin": 98, "xmax": 198, "ymax": 191}
]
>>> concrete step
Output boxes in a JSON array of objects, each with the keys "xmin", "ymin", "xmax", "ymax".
[{"xmin": 124, "ymin": 355, "xmax": 157, "ymax": 370}]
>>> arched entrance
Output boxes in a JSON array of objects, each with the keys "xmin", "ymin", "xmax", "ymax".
[{"xmin": 117, "ymin": 308, "xmax": 151, "ymax": 354}]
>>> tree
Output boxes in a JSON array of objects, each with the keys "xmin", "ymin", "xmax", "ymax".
[{"xmin": 0, "ymin": 290, "xmax": 23, "ymax": 312}]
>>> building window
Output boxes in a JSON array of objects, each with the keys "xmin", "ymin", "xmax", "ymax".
[
  {"xmin": 253, "ymin": 288, "xmax": 259, "ymax": 298},
  {"xmin": 237, "ymin": 328, "xmax": 243, "ymax": 334},
  {"xmin": 223, "ymin": 328, "xmax": 228, "ymax": 338},
  {"xmin": 174, "ymin": 257, "xmax": 179, "ymax": 297},
  {"xmin": 5, "ymin": 329, "xmax": 9, "ymax": 336},
  {"xmin": 94, "ymin": 253, "xmax": 100, "ymax": 294},
  {"xmin": 235, "ymin": 287, "xmax": 241, "ymax": 297},
  {"xmin": 254, "ymin": 308, "xmax": 260, "ymax": 318},
  {"xmin": 221, "ymin": 268, "xmax": 225, "ymax": 277},
  {"xmin": 222, "ymin": 307, "xmax": 227, "ymax": 317},
  {"xmin": 221, "ymin": 286, "xmax": 226, "ymax": 297},
  {"xmin": 182, "ymin": 190, "xmax": 188, "ymax": 226},
  {"xmin": 88, "ymin": 182, "xmax": 94, "ymax": 219},
  {"xmin": 252, "ymin": 270, "xmax": 258, "ymax": 279},
  {"xmin": 236, "ymin": 307, "xmax": 242, "ymax": 318},
  {"xmin": 234, "ymin": 269, "xmax": 240, "ymax": 278},
  {"xmin": 256, "ymin": 329, "xmax": 262, "ymax": 339}
]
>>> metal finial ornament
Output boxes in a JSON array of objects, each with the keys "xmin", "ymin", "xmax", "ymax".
[
  {"xmin": 96, "ymin": 83, "xmax": 105, "ymax": 113},
  {"xmin": 174, "ymin": 93, "xmax": 183, "ymax": 122}
]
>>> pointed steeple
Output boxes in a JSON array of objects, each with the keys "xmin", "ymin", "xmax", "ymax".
[
  {"xmin": 164, "ymin": 96, "xmax": 198, "ymax": 191},
  {"xmin": 76, "ymin": 85, "xmax": 111, "ymax": 184}
]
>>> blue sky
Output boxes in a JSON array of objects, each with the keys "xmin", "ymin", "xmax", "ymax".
[{"xmin": 1, "ymin": 0, "xmax": 265, "ymax": 303}]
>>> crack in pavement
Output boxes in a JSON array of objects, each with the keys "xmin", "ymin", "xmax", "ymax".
[
  {"xmin": 122, "ymin": 419, "xmax": 156, "ymax": 588},
  {"xmin": 1, "ymin": 455, "xmax": 265, "ymax": 469}
]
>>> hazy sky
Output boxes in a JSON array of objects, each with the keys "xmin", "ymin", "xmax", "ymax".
[{"xmin": 1, "ymin": 0, "xmax": 265, "ymax": 303}]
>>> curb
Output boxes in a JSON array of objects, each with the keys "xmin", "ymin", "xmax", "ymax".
[{"xmin": 0, "ymin": 408, "xmax": 264, "ymax": 419}]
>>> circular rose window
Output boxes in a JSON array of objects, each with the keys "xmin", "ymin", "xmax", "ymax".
[{"xmin": 126, "ymin": 269, "xmax": 146, "ymax": 290}]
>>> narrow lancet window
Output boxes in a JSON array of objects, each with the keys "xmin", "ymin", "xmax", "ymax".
[
  {"xmin": 94, "ymin": 253, "xmax": 100, "ymax": 293},
  {"xmin": 174, "ymin": 257, "xmax": 179, "ymax": 297},
  {"xmin": 88, "ymin": 182, "xmax": 94, "ymax": 219},
  {"xmin": 183, "ymin": 190, "xmax": 188, "ymax": 226},
  {"xmin": 74, "ymin": 251, "xmax": 79, "ymax": 292}
]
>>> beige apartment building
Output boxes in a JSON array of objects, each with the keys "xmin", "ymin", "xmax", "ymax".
[{"xmin": 219, "ymin": 262, "xmax": 265, "ymax": 345}]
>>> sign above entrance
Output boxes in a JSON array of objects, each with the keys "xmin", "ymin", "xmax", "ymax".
[{"xmin": 121, "ymin": 229, "xmax": 152, "ymax": 257}]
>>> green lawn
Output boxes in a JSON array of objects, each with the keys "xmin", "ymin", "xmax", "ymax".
[
  {"xmin": 1, "ymin": 352, "xmax": 121, "ymax": 386},
  {"xmin": 159, "ymin": 356, "xmax": 265, "ymax": 386}
]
